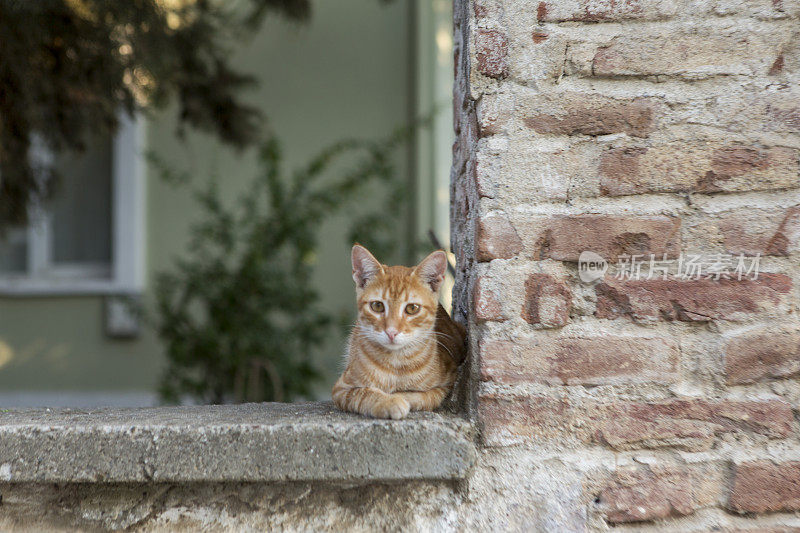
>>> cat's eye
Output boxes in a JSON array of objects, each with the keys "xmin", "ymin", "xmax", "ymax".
[
  {"xmin": 369, "ymin": 301, "xmax": 385, "ymax": 313},
  {"xmin": 405, "ymin": 303, "xmax": 420, "ymax": 315}
]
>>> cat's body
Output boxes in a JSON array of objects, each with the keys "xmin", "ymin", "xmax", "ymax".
[{"xmin": 332, "ymin": 245, "xmax": 466, "ymax": 419}]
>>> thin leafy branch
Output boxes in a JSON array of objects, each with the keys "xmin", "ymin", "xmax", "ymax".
[{"xmin": 153, "ymin": 120, "xmax": 427, "ymax": 404}]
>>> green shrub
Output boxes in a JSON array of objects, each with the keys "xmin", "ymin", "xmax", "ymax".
[{"xmin": 153, "ymin": 129, "xmax": 418, "ymax": 404}]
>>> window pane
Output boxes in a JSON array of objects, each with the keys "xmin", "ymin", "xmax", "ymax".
[
  {"xmin": 0, "ymin": 229, "xmax": 27, "ymax": 272},
  {"xmin": 51, "ymin": 135, "xmax": 113, "ymax": 265}
]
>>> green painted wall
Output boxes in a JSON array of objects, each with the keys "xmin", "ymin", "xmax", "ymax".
[{"xmin": 0, "ymin": 0, "xmax": 412, "ymax": 399}]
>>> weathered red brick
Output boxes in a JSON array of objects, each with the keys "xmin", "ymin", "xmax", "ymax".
[
  {"xmin": 725, "ymin": 324, "xmax": 800, "ymax": 384},
  {"xmin": 478, "ymin": 393, "xmax": 575, "ymax": 445},
  {"xmin": 473, "ymin": 0, "xmax": 498, "ymax": 20},
  {"xmin": 599, "ymin": 464, "xmax": 722, "ymax": 523},
  {"xmin": 551, "ymin": 336, "xmax": 669, "ymax": 387},
  {"xmin": 672, "ymin": 91, "xmax": 800, "ymax": 136},
  {"xmin": 594, "ymin": 399, "xmax": 795, "ymax": 451},
  {"xmin": 522, "ymin": 274, "xmax": 571, "ymax": 328},
  {"xmin": 716, "ymin": 0, "xmax": 800, "ymax": 19},
  {"xmin": 480, "ymin": 336, "xmax": 678, "ymax": 385},
  {"xmin": 531, "ymin": 31, "xmax": 549, "ymax": 44},
  {"xmin": 476, "ymin": 93, "xmax": 512, "ymax": 138},
  {"xmin": 474, "ymin": 276, "xmax": 506, "ymax": 322},
  {"xmin": 476, "ymin": 212, "xmax": 523, "ymax": 261},
  {"xmin": 719, "ymin": 525, "xmax": 800, "ymax": 533},
  {"xmin": 479, "ymin": 340, "xmax": 515, "ymax": 382},
  {"xmin": 479, "ymin": 339, "xmax": 547, "ymax": 383},
  {"xmin": 523, "ymin": 97, "xmax": 656, "ymax": 137},
  {"xmin": 600, "ymin": 144, "xmax": 800, "ymax": 196},
  {"xmin": 542, "ymin": 0, "xmax": 793, "ymax": 23},
  {"xmin": 538, "ymin": 0, "xmax": 675, "ymax": 21},
  {"xmin": 720, "ymin": 207, "xmax": 800, "ymax": 256},
  {"xmin": 537, "ymin": 1, "xmax": 548, "ymax": 20},
  {"xmin": 710, "ymin": 146, "xmax": 799, "ymax": 189},
  {"xmin": 728, "ymin": 461, "xmax": 800, "ymax": 513},
  {"xmin": 475, "ymin": 29, "xmax": 508, "ymax": 79},
  {"xmin": 596, "ymin": 274, "xmax": 792, "ymax": 322},
  {"xmin": 591, "ymin": 32, "xmax": 782, "ymax": 78},
  {"xmin": 479, "ymin": 391, "xmax": 795, "ymax": 449},
  {"xmin": 770, "ymin": 53, "xmax": 786, "ymax": 75},
  {"xmin": 768, "ymin": 100, "xmax": 800, "ymax": 132},
  {"xmin": 473, "ymin": 141, "xmax": 603, "ymax": 203},
  {"xmin": 472, "ymin": 156, "xmax": 497, "ymax": 199},
  {"xmin": 514, "ymin": 215, "xmax": 681, "ymax": 262},
  {"xmin": 765, "ymin": 207, "xmax": 800, "ymax": 255}
]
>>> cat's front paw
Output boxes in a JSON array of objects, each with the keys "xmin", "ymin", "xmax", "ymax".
[{"xmin": 377, "ymin": 394, "xmax": 410, "ymax": 420}]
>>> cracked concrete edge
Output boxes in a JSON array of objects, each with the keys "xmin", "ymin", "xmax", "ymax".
[{"xmin": 0, "ymin": 402, "xmax": 477, "ymax": 483}]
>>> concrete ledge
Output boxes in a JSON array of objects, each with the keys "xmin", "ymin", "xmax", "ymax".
[{"xmin": 0, "ymin": 402, "xmax": 476, "ymax": 483}]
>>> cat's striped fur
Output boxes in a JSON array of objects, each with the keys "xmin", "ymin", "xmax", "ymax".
[{"xmin": 332, "ymin": 245, "xmax": 466, "ymax": 419}]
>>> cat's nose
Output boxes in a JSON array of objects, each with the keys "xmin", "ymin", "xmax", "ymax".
[{"xmin": 385, "ymin": 327, "xmax": 399, "ymax": 342}]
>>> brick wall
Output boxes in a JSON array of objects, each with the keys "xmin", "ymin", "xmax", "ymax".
[{"xmin": 453, "ymin": 0, "xmax": 800, "ymax": 528}]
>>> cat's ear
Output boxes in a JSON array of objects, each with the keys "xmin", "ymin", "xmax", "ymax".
[
  {"xmin": 414, "ymin": 250, "xmax": 447, "ymax": 292},
  {"xmin": 352, "ymin": 244, "xmax": 383, "ymax": 288}
]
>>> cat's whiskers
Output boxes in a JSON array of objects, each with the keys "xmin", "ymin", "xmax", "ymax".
[{"xmin": 426, "ymin": 333, "xmax": 456, "ymax": 361}]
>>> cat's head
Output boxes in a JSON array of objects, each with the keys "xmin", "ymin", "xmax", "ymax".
[{"xmin": 351, "ymin": 244, "xmax": 447, "ymax": 351}]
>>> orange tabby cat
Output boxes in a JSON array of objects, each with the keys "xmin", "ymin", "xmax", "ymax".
[{"xmin": 332, "ymin": 245, "xmax": 467, "ymax": 419}]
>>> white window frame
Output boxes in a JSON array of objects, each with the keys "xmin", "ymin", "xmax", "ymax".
[
  {"xmin": 415, "ymin": 0, "xmax": 453, "ymax": 247},
  {"xmin": 415, "ymin": 0, "xmax": 454, "ymax": 309},
  {"xmin": 0, "ymin": 113, "xmax": 146, "ymax": 296}
]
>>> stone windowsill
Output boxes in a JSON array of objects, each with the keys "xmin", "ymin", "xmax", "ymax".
[{"xmin": 0, "ymin": 401, "xmax": 476, "ymax": 483}]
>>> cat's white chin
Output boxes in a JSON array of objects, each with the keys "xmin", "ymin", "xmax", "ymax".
[{"xmin": 381, "ymin": 340, "xmax": 409, "ymax": 351}]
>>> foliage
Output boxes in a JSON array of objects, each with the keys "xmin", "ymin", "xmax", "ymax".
[
  {"xmin": 0, "ymin": 0, "xmax": 314, "ymax": 227},
  {"xmin": 153, "ymin": 126, "xmax": 419, "ymax": 404}
]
